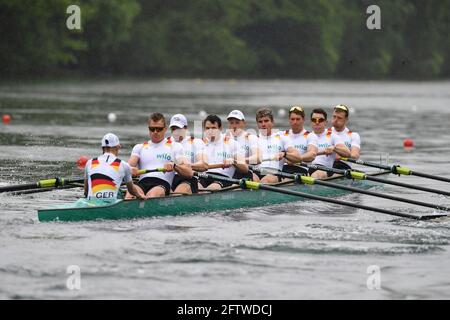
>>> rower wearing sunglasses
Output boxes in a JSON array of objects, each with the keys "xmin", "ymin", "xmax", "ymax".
[
  {"xmin": 331, "ymin": 104, "xmax": 361, "ymax": 170},
  {"xmin": 309, "ymin": 108, "xmax": 351, "ymax": 179},
  {"xmin": 126, "ymin": 112, "xmax": 192, "ymax": 199},
  {"xmin": 279, "ymin": 106, "xmax": 318, "ymax": 175}
]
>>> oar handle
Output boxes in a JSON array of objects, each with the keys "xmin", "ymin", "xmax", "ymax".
[
  {"xmin": 207, "ymin": 163, "xmax": 234, "ymax": 169},
  {"xmin": 137, "ymin": 168, "xmax": 166, "ymax": 174}
]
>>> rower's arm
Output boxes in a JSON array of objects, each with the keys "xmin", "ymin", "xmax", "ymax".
[
  {"xmin": 84, "ymin": 163, "xmax": 89, "ymax": 198},
  {"xmin": 128, "ymin": 155, "xmax": 140, "ymax": 176},
  {"xmin": 285, "ymin": 147, "xmax": 302, "ymax": 163},
  {"xmin": 334, "ymin": 143, "xmax": 351, "ymax": 158},
  {"xmin": 246, "ymin": 146, "xmax": 261, "ymax": 165},
  {"xmin": 234, "ymin": 154, "xmax": 249, "ymax": 173},
  {"xmin": 174, "ymin": 155, "xmax": 194, "ymax": 178},
  {"xmin": 126, "ymin": 181, "xmax": 144, "ymax": 200},
  {"xmin": 302, "ymin": 144, "xmax": 318, "ymax": 162},
  {"xmin": 84, "ymin": 179, "xmax": 88, "ymax": 198},
  {"xmin": 350, "ymin": 146, "xmax": 360, "ymax": 160},
  {"xmin": 174, "ymin": 163, "xmax": 193, "ymax": 178},
  {"xmin": 191, "ymin": 153, "xmax": 208, "ymax": 172}
]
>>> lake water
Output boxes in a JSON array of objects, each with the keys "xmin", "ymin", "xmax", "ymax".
[{"xmin": 0, "ymin": 79, "xmax": 449, "ymax": 299}]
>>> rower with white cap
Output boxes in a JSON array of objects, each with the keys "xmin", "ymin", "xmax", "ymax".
[
  {"xmin": 169, "ymin": 113, "xmax": 207, "ymax": 194},
  {"xmin": 226, "ymin": 109, "xmax": 261, "ymax": 181},
  {"xmin": 84, "ymin": 133, "xmax": 143, "ymax": 200}
]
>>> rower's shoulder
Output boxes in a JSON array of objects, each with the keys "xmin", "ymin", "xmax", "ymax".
[
  {"xmin": 348, "ymin": 130, "xmax": 360, "ymax": 138},
  {"xmin": 192, "ymin": 136, "xmax": 205, "ymax": 145},
  {"xmin": 245, "ymin": 133, "xmax": 259, "ymax": 141},
  {"xmin": 307, "ymin": 132, "xmax": 320, "ymax": 141},
  {"xmin": 132, "ymin": 141, "xmax": 148, "ymax": 148}
]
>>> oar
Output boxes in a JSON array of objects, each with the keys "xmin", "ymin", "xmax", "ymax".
[
  {"xmin": 0, "ymin": 177, "xmax": 84, "ymax": 193},
  {"xmin": 207, "ymin": 163, "xmax": 252, "ymax": 170},
  {"xmin": 341, "ymin": 157, "xmax": 450, "ymax": 183},
  {"xmin": 193, "ymin": 172, "xmax": 446, "ymax": 220},
  {"xmin": 0, "ymin": 169, "xmax": 165, "ymax": 194},
  {"xmin": 302, "ymin": 163, "xmax": 450, "ymax": 197},
  {"xmin": 137, "ymin": 168, "xmax": 166, "ymax": 174},
  {"xmin": 207, "ymin": 163, "xmax": 229, "ymax": 169},
  {"xmin": 251, "ymin": 166, "xmax": 450, "ymax": 212}
]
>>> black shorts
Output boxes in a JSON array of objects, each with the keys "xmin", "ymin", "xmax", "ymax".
[
  {"xmin": 254, "ymin": 169, "xmax": 282, "ymax": 182},
  {"xmin": 333, "ymin": 160, "xmax": 352, "ymax": 170},
  {"xmin": 233, "ymin": 170, "xmax": 254, "ymax": 180},
  {"xmin": 282, "ymin": 165, "xmax": 308, "ymax": 175},
  {"xmin": 199, "ymin": 172, "xmax": 233, "ymax": 188},
  {"xmin": 308, "ymin": 168, "xmax": 334, "ymax": 178},
  {"xmin": 137, "ymin": 177, "xmax": 170, "ymax": 196},
  {"xmin": 171, "ymin": 174, "xmax": 199, "ymax": 193}
]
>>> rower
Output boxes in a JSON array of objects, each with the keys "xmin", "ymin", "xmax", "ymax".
[
  {"xmin": 255, "ymin": 108, "xmax": 302, "ymax": 183},
  {"xmin": 169, "ymin": 113, "xmax": 207, "ymax": 194},
  {"xmin": 199, "ymin": 114, "xmax": 248, "ymax": 190},
  {"xmin": 226, "ymin": 109, "xmax": 260, "ymax": 181},
  {"xmin": 84, "ymin": 133, "xmax": 143, "ymax": 200},
  {"xmin": 127, "ymin": 113, "xmax": 192, "ymax": 199},
  {"xmin": 331, "ymin": 104, "xmax": 361, "ymax": 170},
  {"xmin": 279, "ymin": 106, "xmax": 318, "ymax": 175},
  {"xmin": 309, "ymin": 108, "xmax": 351, "ymax": 178}
]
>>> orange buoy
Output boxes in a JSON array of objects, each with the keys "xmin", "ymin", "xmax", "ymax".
[
  {"xmin": 403, "ymin": 138, "xmax": 414, "ymax": 148},
  {"xmin": 2, "ymin": 114, "xmax": 11, "ymax": 125},
  {"xmin": 76, "ymin": 156, "xmax": 89, "ymax": 170}
]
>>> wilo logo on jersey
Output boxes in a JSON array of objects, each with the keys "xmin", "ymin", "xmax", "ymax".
[
  {"xmin": 295, "ymin": 144, "xmax": 307, "ymax": 151},
  {"xmin": 267, "ymin": 144, "xmax": 281, "ymax": 151},
  {"xmin": 156, "ymin": 153, "xmax": 172, "ymax": 161},
  {"xmin": 318, "ymin": 143, "xmax": 331, "ymax": 149},
  {"xmin": 217, "ymin": 151, "xmax": 232, "ymax": 158}
]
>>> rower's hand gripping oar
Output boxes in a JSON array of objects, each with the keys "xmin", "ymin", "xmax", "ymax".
[
  {"xmin": 341, "ymin": 157, "xmax": 450, "ymax": 184},
  {"xmin": 193, "ymin": 172, "xmax": 446, "ymax": 220},
  {"xmin": 303, "ymin": 163, "xmax": 450, "ymax": 197},
  {"xmin": 251, "ymin": 166, "xmax": 450, "ymax": 213}
]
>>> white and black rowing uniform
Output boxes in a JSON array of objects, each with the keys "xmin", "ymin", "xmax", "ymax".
[
  {"xmin": 332, "ymin": 127, "xmax": 361, "ymax": 170},
  {"xmin": 229, "ymin": 131, "xmax": 259, "ymax": 181},
  {"xmin": 131, "ymin": 137, "xmax": 184, "ymax": 195},
  {"xmin": 256, "ymin": 132, "xmax": 293, "ymax": 181},
  {"xmin": 279, "ymin": 129, "xmax": 318, "ymax": 175},
  {"xmin": 85, "ymin": 153, "xmax": 133, "ymax": 200},
  {"xmin": 200, "ymin": 134, "xmax": 242, "ymax": 188},
  {"xmin": 309, "ymin": 128, "xmax": 346, "ymax": 177},
  {"xmin": 171, "ymin": 135, "xmax": 205, "ymax": 193}
]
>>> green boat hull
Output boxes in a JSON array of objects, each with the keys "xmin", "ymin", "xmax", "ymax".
[{"xmin": 38, "ymin": 171, "xmax": 389, "ymax": 222}]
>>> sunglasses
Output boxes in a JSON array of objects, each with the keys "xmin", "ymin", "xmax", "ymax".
[
  {"xmin": 311, "ymin": 117, "xmax": 326, "ymax": 124},
  {"xmin": 148, "ymin": 126, "xmax": 165, "ymax": 132},
  {"xmin": 290, "ymin": 106, "xmax": 304, "ymax": 113}
]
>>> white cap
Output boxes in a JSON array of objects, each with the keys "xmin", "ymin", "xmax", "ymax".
[
  {"xmin": 227, "ymin": 110, "xmax": 245, "ymax": 121},
  {"xmin": 169, "ymin": 114, "xmax": 188, "ymax": 128},
  {"xmin": 101, "ymin": 133, "xmax": 120, "ymax": 147}
]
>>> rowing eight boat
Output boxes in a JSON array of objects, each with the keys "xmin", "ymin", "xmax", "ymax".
[{"xmin": 37, "ymin": 170, "xmax": 390, "ymax": 222}]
